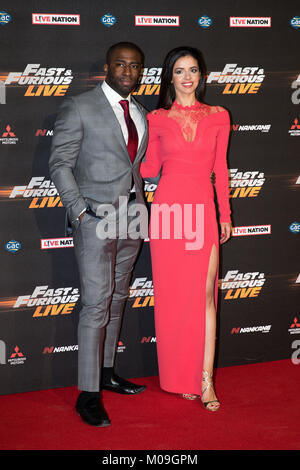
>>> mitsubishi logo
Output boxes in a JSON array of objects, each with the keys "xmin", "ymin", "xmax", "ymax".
[
  {"xmin": 291, "ymin": 118, "xmax": 300, "ymax": 130},
  {"xmin": 291, "ymin": 317, "xmax": 300, "ymax": 328},
  {"xmin": 10, "ymin": 346, "xmax": 24, "ymax": 358},
  {"xmin": 2, "ymin": 124, "xmax": 15, "ymax": 137}
]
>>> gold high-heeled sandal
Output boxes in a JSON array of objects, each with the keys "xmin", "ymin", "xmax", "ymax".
[{"xmin": 201, "ymin": 370, "xmax": 220, "ymax": 412}]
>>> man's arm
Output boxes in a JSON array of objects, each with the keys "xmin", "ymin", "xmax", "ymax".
[{"xmin": 49, "ymin": 97, "xmax": 87, "ymax": 223}]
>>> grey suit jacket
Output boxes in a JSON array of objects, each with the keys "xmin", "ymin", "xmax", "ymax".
[{"xmin": 49, "ymin": 83, "xmax": 149, "ymax": 231}]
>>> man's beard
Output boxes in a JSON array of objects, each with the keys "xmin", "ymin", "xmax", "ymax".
[{"xmin": 106, "ymin": 74, "xmax": 138, "ymax": 97}]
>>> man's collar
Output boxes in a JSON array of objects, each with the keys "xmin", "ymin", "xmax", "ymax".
[{"xmin": 101, "ymin": 80, "xmax": 131, "ymax": 106}]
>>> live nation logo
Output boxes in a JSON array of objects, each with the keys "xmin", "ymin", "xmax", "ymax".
[
  {"xmin": 229, "ymin": 17, "xmax": 271, "ymax": 27},
  {"xmin": 41, "ymin": 238, "xmax": 74, "ymax": 249},
  {"xmin": 135, "ymin": 15, "xmax": 180, "ymax": 26},
  {"xmin": 32, "ymin": 14, "xmax": 80, "ymax": 25},
  {"xmin": 232, "ymin": 225, "xmax": 271, "ymax": 237}
]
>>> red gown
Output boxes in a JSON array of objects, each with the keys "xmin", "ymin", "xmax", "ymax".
[{"xmin": 140, "ymin": 100, "xmax": 231, "ymax": 395}]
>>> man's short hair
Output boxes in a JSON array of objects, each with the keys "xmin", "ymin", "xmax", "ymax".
[{"xmin": 106, "ymin": 42, "xmax": 145, "ymax": 65}]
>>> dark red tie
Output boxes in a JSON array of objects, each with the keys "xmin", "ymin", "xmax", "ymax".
[{"xmin": 119, "ymin": 100, "xmax": 138, "ymax": 163}]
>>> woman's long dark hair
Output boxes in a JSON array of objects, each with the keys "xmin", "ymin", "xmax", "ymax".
[{"xmin": 157, "ymin": 46, "xmax": 206, "ymax": 110}]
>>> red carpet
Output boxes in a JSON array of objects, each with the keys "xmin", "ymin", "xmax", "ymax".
[{"xmin": 0, "ymin": 359, "xmax": 299, "ymax": 450}]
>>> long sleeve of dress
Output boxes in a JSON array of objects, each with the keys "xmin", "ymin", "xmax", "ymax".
[
  {"xmin": 213, "ymin": 110, "xmax": 231, "ymax": 224},
  {"xmin": 140, "ymin": 113, "xmax": 162, "ymax": 179}
]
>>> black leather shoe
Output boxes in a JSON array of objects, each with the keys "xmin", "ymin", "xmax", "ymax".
[
  {"xmin": 76, "ymin": 392, "xmax": 111, "ymax": 427},
  {"xmin": 101, "ymin": 374, "xmax": 146, "ymax": 395}
]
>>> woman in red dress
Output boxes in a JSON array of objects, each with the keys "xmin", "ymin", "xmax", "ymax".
[{"xmin": 140, "ymin": 47, "xmax": 232, "ymax": 411}]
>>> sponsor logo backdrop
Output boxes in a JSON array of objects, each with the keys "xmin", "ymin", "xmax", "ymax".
[{"xmin": 0, "ymin": 0, "xmax": 299, "ymax": 394}]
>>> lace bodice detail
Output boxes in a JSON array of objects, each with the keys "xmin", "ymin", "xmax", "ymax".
[
  {"xmin": 141, "ymin": 101, "xmax": 231, "ymax": 223},
  {"xmin": 151, "ymin": 101, "xmax": 224, "ymax": 143}
]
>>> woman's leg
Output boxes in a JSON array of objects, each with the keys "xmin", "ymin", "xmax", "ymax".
[{"xmin": 202, "ymin": 244, "xmax": 219, "ymax": 407}]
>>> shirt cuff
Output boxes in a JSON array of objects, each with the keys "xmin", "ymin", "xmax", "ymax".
[{"xmin": 72, "ymin": 207, "xmax": 86, "ymax": 223}]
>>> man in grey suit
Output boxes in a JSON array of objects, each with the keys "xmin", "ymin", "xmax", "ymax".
[{"xmin": 49, "ymin": 42, "xmax": 148, "ymax": 427}]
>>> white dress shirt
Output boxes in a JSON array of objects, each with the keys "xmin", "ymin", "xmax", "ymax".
[{"xmin": 101, "ymin": 80, "xmax": 145, "ymax": 149}]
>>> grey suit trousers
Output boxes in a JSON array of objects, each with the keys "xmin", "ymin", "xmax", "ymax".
[{"xmin": 73, "ymin": 204, "xmax": 142, "ymax": 392}]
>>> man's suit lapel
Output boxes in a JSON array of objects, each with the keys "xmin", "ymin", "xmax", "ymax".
[
  {"xmin": 131, "ymin": 96, "xmax": 148, "ymax": 165},
  {"xmin": 94, "ymin": 84, "xmax": 131, "ymax": 162}
]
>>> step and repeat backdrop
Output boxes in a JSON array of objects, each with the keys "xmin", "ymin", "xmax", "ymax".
[{"xmin": 0, "ymin": 1, "xmax": 299, "ymax": 394}]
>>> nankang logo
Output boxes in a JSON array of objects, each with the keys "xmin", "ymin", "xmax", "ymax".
[
  {"xmin": 231, "ymin": 325, "xmax": 271, "ymax": 334},
  {"xmin": 0, "ymin": 11, "xmax": 12, "ymax": 25},
  {"xmin": 198, "ymin": 15, "xmax": 212, "ymax": 28},
  {"xmin": 290, "ymin": 16, "xmax": 300, "ymax": 29},
  {"xmin": 5, "ymin": 240, "xmax": 21, "ymax": 253},
  {"xmin": 289, "ymin": 222, "xmax": 300, "ymax": 234},
  {"xmin": 43, "ymin": 344, "xmax": 78, "ymax": 354},
  {"xmin": 101, "ymin": 13, "xmax": 117, "ymax": 27}
]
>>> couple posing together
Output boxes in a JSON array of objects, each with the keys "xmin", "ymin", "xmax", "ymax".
[{"xmin": 49, "ymin": 41, "xmax": 232, "ymax": 427}]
